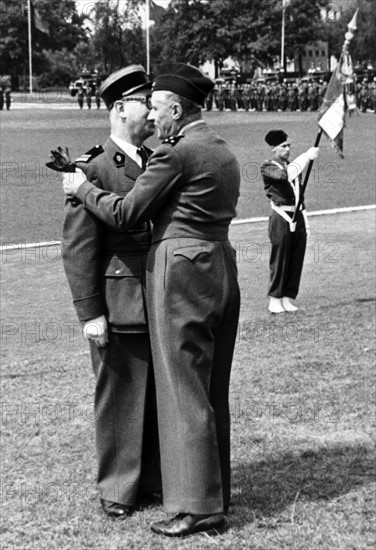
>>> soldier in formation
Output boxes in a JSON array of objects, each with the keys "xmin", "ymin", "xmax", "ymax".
[
  {"xmin": 193, "ymin": 75, "xmax": 373, "ymax": 115},
  {"xmin": 207, "ymin": 79, "xmax": 326, "ymax": 113},
  {"xmin": 77, "ymin": 87, "xmax": 85, "ymax": 109}
]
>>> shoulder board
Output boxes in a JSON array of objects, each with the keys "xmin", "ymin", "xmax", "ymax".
[
  {"xmin": 162, "ymin": 135, "xmax": 185, "ymax": 147},
  {"xmin": 75, "ymin": 144, "xmax": 104, "ymax": 163}
]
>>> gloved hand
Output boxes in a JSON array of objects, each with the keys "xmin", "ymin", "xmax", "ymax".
[
  {"xmin": 306, "ymin": 147, "xmax": 319, "ymax": 161},
  {"xmin": 83, "ymin": 315, "xmax": 108, "ymax": 348},
  {"xmin": 62, "ymin": 168, "xmax": 87, "ymax": 197}
]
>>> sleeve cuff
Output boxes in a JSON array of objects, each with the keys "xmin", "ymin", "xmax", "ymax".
[
  {"xmin": 73, "ymin": 294, "xmax": 106, "ymax": 322},
  {"xmin": 77, "ymin": 180, "xmax": 96, "ymax": 204}
]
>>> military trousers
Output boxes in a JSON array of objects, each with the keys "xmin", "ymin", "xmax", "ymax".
[
  {"xmin": 146, "ymin": 238, "xmax": 240, "ymax": 514},
  {"xmin": 89, "ymin": 332, "xmax": 160, "ymax": 506},
  {"xmin": 268, "ymin": 210, "xmax": 307, "ymax": 299}
]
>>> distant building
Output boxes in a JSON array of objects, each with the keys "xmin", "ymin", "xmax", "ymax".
[
  {"xmin": 296, "ymin": 40, "xmax": 329, "ymax": 73},
  {"xmin": 321, "ymin": 0, "xmax": 356, "ymax": 20},
  {"xmin": 291, "ymin": 0, "xmax": 356, "ymax": 74}
]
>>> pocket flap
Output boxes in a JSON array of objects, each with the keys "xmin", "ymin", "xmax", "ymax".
[
  {"xmin": 173, "ymin": 245, "xmax": 211, "ymax": 261},
  {"xmin": 102, "ymin": 255, "xmax": 145, "ymax": 277}
]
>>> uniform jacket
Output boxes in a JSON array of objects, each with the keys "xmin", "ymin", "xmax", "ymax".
[
  {"xmin": 76, "ymin": 119, "xmax": 240, "ymax": 514},
  {"xmin": 62, "ymin": 138, "xmax": 152, "ymax": 333},
  {"xmin": 261, "ymin": 159, "xmax": 303, "ymax": 207},
  {"xmin": 76, "ymin": 121, "xmax": 240, "ymax": 242}
]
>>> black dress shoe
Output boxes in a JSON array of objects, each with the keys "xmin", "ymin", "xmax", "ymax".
[
  {"xmin": 150, "ymin": 513, "xmax": 228, "ymax": 537},
  {"xmin": 100, "ymin": 499, "xmax": 134, "ymax": 519}
]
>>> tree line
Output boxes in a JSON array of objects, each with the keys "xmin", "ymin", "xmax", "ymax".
[{"xmin": 0, "ymin": 0, "xmax": 374, "ymax": 89}]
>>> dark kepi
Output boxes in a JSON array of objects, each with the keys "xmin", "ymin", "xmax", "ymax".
[{"xmin": 100, "ymin": 65, "xmax": 151, "ymax": 110}]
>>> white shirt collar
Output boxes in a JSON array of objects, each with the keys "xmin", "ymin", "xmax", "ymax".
[{"xmin": 110, "ymin": 134, "xmax": 142, "ymax": 167}]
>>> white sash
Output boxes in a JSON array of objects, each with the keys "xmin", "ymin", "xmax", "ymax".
[{"xmin": 271, "ymin": 202, "xmax": 297, "ymax": 232}]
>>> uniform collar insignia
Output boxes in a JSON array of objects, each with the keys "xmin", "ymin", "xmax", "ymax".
[
  {"xmin": 162, "ymin": 135, "xmax": 185, "ymax": 146},
  {"xmin": 113, "ymin": 152, "xmax": 126, "ymax": 166}
]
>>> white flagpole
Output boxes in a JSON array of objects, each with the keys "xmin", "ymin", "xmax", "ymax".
[
  {"xmin": 28, "ymin": 0, "xmax": 33, "ymax": 93},
  {"xmin": 281, "ymin": 0, "xmax": 285, "ymax": 72},
  {"xmin": 146, "ymin": 0, "xmax": 150, "ymax": 75}
]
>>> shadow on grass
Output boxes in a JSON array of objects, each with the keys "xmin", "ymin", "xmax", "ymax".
[{"xmin": 231, "ymin": 444, "xmax": 375, "ymax": 527}]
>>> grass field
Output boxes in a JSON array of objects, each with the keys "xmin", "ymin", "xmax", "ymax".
[
  {"xmin": 0, "ymin": 106, "xmax": 375, "ymax": 244},
  {"xmin": 1, "ymin": 106, "xmax": 375, "ymax": 549}
]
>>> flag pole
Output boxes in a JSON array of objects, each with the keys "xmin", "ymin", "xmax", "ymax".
[
  {"xmin": 291, "ymin": 9, "xmax": 358, "ymax": 223},
  {"xmin": 28, "ymin": 0, "xmax": 33, "ymax": 93},
  {"xmin": 291, "ymin": 129, "xmax": 322, "ymax": 223},
  {"xmin": 146, "ymin": 0, "xmax": 150, "ymax": 75},
  {"xmin": 281, "ymin": 0, "xmax": 286, "ymax": 72}
]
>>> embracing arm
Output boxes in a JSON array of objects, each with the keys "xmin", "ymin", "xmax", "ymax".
[{"xmin": 64, "ymin": 146, "xmax": 182, "ymax": 230}]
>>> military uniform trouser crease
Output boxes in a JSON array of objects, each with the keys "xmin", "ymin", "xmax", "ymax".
[
  {"xmin": 268, "ymin": 211, "xmax": 307, "ymax": 299},
  {"xmin": 90, "ymin": 332, "xmax": 160, "ymax": 506},
  {"xmin": 146, "ymin": 238, "xmax": 240, "ymax": 514}
]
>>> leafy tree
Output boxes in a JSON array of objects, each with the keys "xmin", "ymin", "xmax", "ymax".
[
  {"xmin": 29, "ymin": 0, "xmax": 87, "ymax": 52},
  {"xmin": 38, "ymin": 48, "xmax": 81, "ymax": 87},
  {"xmin": 324, "ymin": 0, "xmax": 376, "ymax": 66},
  {"xmin": 0, "ymin": 0, "xmax": 32, "ymax": 83},
  {"xmin": 152, "ymin": 0, "xmax": 331, "ymax": 76},
  {"xmin": 151, "ymin": 0, "xmax": 281, "ymax": 75},
  {"xmin": 283, "ymin": 0, "xmax": 329, "ymax": 75},
  {"xmin": 208, "ymin": 0, "xmax": 281, "ymax": 69},
  {"xmin": 0, "ymin": 0, "xmax": 86, "ymax": 86},
  {"xmin": 89, "ymin": 0, "xmax": 144, "ymax": 73}
]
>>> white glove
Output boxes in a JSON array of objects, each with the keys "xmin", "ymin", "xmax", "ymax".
[
  {"xmin": 83, "ymin": 315, "xmax": 108, "ymax": 348},
  {"xmin": 62, "ymin": 168, "xmax": 87, "ymax": 197},
  {"xmin": 306, "ymin": 147, "xmax": 319, "ymax": 161}
]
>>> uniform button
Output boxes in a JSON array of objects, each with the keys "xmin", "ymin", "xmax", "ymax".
[{"xmin": 115, "ymin": 269, "xmax": 121, "ymax": 274}]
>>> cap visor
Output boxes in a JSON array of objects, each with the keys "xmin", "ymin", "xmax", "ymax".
[{"xmin": 122, "ymin": 82, "xmax": 152, "ymax": 97}]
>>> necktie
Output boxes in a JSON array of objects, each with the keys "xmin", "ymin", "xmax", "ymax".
[{"xmin": 137, "ymin": 147, "xmax": 149, "ymax": 171}]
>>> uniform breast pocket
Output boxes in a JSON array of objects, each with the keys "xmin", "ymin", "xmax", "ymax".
[{"xmin": 102, "ymin": 255, "xmax": 147, "ymax": 328}]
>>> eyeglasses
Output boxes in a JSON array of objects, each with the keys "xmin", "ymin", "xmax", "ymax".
[{"xmin": 122, "ymin": 95, "xmax": 152, "ymax": 109}]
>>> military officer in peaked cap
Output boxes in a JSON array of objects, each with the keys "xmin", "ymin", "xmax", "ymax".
[
  {"xmin": 63, "ymin": 62, "xmax": 241, "ymax": 537},
  {"xmin": 61, "ymin": 65, "xmax": 161, "ymax": 519}
]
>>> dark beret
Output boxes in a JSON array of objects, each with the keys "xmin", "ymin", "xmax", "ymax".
[
  {"xmin": 265, "ymin": 130, "xmax": 289, "ymax": 147},
  {"xmin": 99, "ymin": 65, "xmax": 151, "ymax": 109},
  {"xmin": 152, "ymin": 63, "xmax": 214, "ymax": 105}
]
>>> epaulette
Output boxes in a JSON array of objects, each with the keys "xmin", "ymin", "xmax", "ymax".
[
  {"xmin": 162, "ymin": 135, "xmax": 185, "ymax": 146},
  {"xmin": 75, "ymin": 145, "xmax": 104, "ymax": 163}
]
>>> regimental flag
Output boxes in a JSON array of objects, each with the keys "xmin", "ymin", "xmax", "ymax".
[
  {"xmin": 31, "ymin": 1, "xmax": 49, "ymax": 34},
  {"xmin": 318, "ymin": 49, "xmax": 355, "ymax": 158},
  {"xmin": 149, "ymin": 0, "xmax": 167, "ymax": 23}
]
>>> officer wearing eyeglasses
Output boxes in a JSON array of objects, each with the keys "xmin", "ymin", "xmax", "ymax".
[
  {"xmin": 63, "ymin": 63, "xmax": 240, "ymax": 538},
  {"xmin": 61, "ymin": 65, "xmax": 161, "ymax": 519}
]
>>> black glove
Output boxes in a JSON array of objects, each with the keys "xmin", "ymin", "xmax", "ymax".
[
  {"xmin": 46, "ymin": 146, "xmax": 76, "ymax": 172},
  {"xmin": 46, "ymin": 146, "xmax": 79, "ymax": 205}
]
